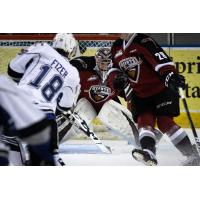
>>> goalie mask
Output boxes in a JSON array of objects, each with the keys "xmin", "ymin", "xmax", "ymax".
[
  {"xmin": 52, "ymin": 33, "xmax": 78, "ymax": 59},
  {"xmin": 95, "ymin": 48, "xmax": 112, "ymax": 82}
]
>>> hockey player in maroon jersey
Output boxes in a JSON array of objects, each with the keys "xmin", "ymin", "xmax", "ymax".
[
  {"xmin": 70, "ymin": 47, "xmax": 120, "ymax": 113},
  {"xmin": 57, "ymin": 47, "xmax": 142, "ymax": 145},
  {"xmin": 109, "ymin": 33, "xmax": 199, "ymax": 166}
]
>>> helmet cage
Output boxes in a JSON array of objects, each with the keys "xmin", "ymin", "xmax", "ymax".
[
  {"xmin": 95, "ymin": 48, "xmax": 112, "ymax": 70},
  {"xmin": 95, "ymin": 48, "xmax": 112, "ymax": 82}
]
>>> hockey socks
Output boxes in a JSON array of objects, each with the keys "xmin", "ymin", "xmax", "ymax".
[
  {"xmin": 168, "ymin": 128, "xmax": 195, "ymax": 156},
  {"xmin": 168, "ymin": 128, "xmax": 200, "ymax": 166}
]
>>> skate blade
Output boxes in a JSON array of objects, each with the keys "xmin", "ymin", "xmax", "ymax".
[{"xmin": 132, "ymin": 152, "xmax": 157, "ymax": 166}]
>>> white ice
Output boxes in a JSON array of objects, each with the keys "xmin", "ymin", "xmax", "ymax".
[{"xmin": 60, "ymin": 129, "xmax": 200, "ymax": 166}]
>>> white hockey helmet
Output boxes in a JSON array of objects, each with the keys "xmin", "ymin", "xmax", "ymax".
[{"xmin": 52, "ymin": 33, "xmax": 78, "ymax": 58}]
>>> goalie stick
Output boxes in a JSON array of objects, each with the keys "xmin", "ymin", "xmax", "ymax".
[
  {"xmin": 179, "ymin": 88, "xmax": 200, "ymax": 156},
  {"xmin": 57, "ymin": 111, "xmax": 111, "ymax": 154}
]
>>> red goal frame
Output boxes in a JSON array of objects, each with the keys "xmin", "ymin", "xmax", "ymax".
[{"xmin": 0, "ymin": 34, "xmax": 119, "ymax": 41}]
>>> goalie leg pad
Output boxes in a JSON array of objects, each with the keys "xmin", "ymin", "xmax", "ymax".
[
  {"xmin": 58, "ymin": 98, "xmax": 97, "ymax": 143},
  {"xmin": 97, "ymin": 100, "xmax": 133, "ymax": 134},
  {"xmin": 74, "ymin": 98, "xmax": 97, "ymax": 125},
  {"xmin": 97, "ymin": 100, "xmax": 138, "ymax": 144}
]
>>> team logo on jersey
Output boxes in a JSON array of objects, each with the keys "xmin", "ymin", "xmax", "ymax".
[
  {"xmin": 119, "ymin": 57, "xmax": 141, "ymax": 83},
  {"xmin": 89, "ymin": 85, "xmax": 112, "ymax": 103}
]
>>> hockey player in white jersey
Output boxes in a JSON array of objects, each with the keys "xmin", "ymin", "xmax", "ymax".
[
  {"xmin": 7, "ymin": 33, "xmax": 80, "ymax": 165},
  {"xmin": 0, "ymin": 75, "xmax": 55, "ymax": 165}
]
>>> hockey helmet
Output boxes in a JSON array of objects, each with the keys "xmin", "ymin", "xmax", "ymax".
[
  {"xmin": 95, "ymin": 47, "xmax": 112, "ymax": 82},
  {"xmin": 52, "ymin": 33, "xmax": 78, "ymax": 58},
  {"xmin": 95, "ymin": 48, "xmax": 112, "ymax": 70}
]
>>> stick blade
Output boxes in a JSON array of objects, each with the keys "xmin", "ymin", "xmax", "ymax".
[{"xmin": 96, "ymin": 144, "xmax": 112, "ymax": 154}]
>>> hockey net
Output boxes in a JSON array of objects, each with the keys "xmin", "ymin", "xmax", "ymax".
[
  {"xmin": 0, "ymin": 34, "xmax": 122, "ymax": 139},
  {"xmin": 0, "ymin": 34, "xmax": 118, "ymax": 74}
]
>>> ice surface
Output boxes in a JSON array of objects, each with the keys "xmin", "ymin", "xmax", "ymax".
[{"xmin": 60, "ymin": 129, "xmax": 200, "ymax": 166}]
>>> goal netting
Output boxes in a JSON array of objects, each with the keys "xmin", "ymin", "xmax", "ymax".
[{"xmin": 0, "ymin": 34, "xmax": 118, "ymax": 74}]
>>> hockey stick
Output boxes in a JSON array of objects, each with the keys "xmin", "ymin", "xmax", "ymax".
[
  {"xmin": 179, "ymin": 88, "xmax": 200, "ymax": 156},
  {"xmin": 58, "ymin": 122, "xmax": 73, "ymax": 142},
  {"xmin": 58, "ymin": 112, "xmax": 112, "ymax": 154}
]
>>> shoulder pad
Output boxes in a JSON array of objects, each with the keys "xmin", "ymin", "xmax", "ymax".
[{"xmin": 135, "ymin": 33, "xmax": 159, "ymax": 47}]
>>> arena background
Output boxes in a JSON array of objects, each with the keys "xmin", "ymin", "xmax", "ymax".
[{"xmin": 0, "ymin": 33, "xmax": 199, "ymax": 128}]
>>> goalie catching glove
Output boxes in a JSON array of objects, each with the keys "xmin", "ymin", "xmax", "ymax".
[{"xmin": 161, "ymin": 71, "xmax": 185, "ymax": 94}]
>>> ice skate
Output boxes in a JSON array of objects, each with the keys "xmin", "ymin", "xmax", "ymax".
[{"xmin": 132, "ymin": 148, "xmax": 158, "ymax": 166}]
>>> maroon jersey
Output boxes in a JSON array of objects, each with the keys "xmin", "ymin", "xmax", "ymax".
[
  {"xmin": 70, "ymin": 56, "xmax": 120, "ymax": 113},
  {"xmin": 110, "ymin": 33, "xmax": 177, "ymax": 98}
]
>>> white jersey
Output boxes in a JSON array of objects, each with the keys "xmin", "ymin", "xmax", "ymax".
[
  {"xmin": 9, "ymin": 43, "xmax": 80, "ymax": 113},
  {"xmin": 0, "ymin": 75, "xmax": 45, "ymax": 130}
]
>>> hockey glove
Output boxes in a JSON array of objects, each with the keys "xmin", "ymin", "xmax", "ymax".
[
  {"xmin": 161, "ymin": 71, "xmax": 185, "ymax": 93},
  {"xmin": 113, "ymin": 73, "xmax": 133, "ymax": 102},
  {"xmin": 113, "ymin": 73, "xmax": 129, "ymax": 91}
]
